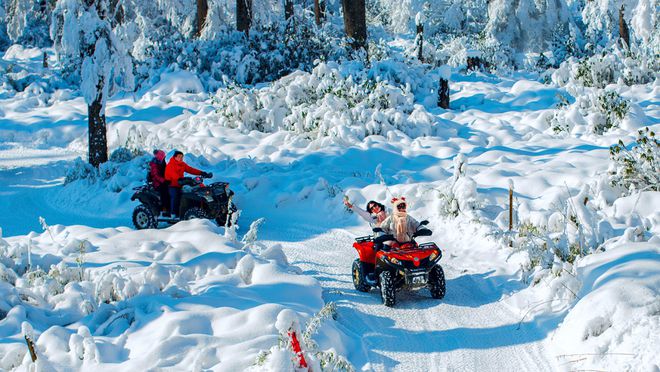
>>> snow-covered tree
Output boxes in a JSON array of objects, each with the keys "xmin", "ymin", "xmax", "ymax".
[
  {"xmin": 0, "ymin": 0, "xmax": 9, "ymax": 50},
  {"xmin": 581, "ymin": 0, "xmax": 659, "ymax": 52},
  {"xmin": 50, "ymin": 0, "xmax": 134, "ymax": 167},
  {"xmin": 4, "ymin": 0, "xmax": 54, "ymax": 47},
  {"xmin": 484, "ymin": 0, "xmax": 573, "ymax": 58}
]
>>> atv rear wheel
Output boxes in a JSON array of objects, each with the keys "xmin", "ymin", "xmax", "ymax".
[
  {"xmin": 133, "ymin": 204, "xmax": 157, "ymax": 230},
  {"xmin": 215, "ymin": 212, "xmax": 232, "ymax": 227},
  {"xmin": 352, "ymin": 259, "xmax": 370, "ymax": 292},
  {"xmin": 379, "ymin": 270, "xmax": 396, "ymax": 307},
  {"xmin": 183, "ymin": 207, "xmax": 207, "ymax": 220},
  {"xmin": 428, "ymin": 266, "xmax": 446, "ymax": 299}
]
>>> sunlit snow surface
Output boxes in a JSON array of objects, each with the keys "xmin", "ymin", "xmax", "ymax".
[{"xmin": 0, "ymin": 45, "xmax": 658, "ymax": 371}]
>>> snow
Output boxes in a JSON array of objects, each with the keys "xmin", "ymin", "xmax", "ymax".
[
  {"xmin": 553, "ymin": 242, "xmax": 660, "ymax": 371},
  {"xmin": 0, "ymin": 13, "xmax": 659, "ymax": 371}
]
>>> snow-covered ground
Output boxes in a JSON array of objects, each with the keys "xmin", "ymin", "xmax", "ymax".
[{"xmin": 1, "ymin": 45, "xmax": 658, "ymax": 371}]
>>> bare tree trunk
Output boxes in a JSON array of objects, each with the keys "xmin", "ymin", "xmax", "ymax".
[
  {"xmin": 82, "ymin": 0, "xmax": 109, "ymax": 168},
  {"xmin": 285, "ymin": 0, "xmax": 294, "ymax": 22},
  {"xmin": 438, "ymin": 78, "xmax": 449, "ymax": 109},
  {"xmin": 109, "ymin": 0, "xmax": 124, "ymax": 25},
  {"xmin": 196, "ymin": 0, "xmax": 208, "ymax": 37},
  {"xmin": 416, "ymin": 23, "xmax": 423, "ymax": 61},
  {"xmin": 314, "ymin": 0, "xmax": 325, "ymax": 25},
  {"xmin": 88, "ymin": 90, "xmax": 108, "ymax": 168},
  {"xmin": 341, "ymin": 0, "xmax": 367, "ymax": 50},
  {"xmin": 237, "ymin": 0, "xmax": 252, "ymax": 36},
  {"xmin": 618, "ymin": 5, "xmax": 630, "ymax": 50}
]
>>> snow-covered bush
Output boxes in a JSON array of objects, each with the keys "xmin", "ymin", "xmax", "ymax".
[
  {"xmin": 504, "ymin": 182, "xmax": 618, "ymax": 273},
  {"xmin": 126, "ymin": 14, "xmax": 346, "ymax": 89},
  {"xmin": 545, "ymin": 93, "xmax": 573, "ymax": 135},
  {"xmin": 553, "ymin": 47, "xmax": 657, "ymax": 88},
  {"xmin": 609, "ymin": 127, "xmax": 660, "ymax": 195},
  {"xmin": 109, "ymin": 146, "xmax": 144, "ymax": 163},
  {"xmin": 593, "ymin": 90, "xmax": 630, "ymax": 134},
  {"xmin": 256, "ymin": 304, "xmax": 354, "ymax": 372},
  {"xmin": 64, "ymin": 154, "xmax": 150, "ymax": 191},
  {"xmin": 64, "ymin": 158, "xmax": 99, "ymax": 184},
  {"xmin": 211, "ymin": 62, "xmax": 437, "ymax": 140},
  {"xmin": 437, "ymin": 154, "xmax": 482, "ymax": 219},
  {"xmin": 544, "ymin": 88, "xmax": 631, "ymax": 136}
]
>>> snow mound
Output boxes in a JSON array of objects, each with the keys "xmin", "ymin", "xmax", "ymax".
[
  {"xmin": 0, "ymin": 221, "xmax": 346, "ymax": 371},
  {"xmin": 148, "ymin": 70, "xmax": 205, "ymax": 96},
  {"xmin": 553, "ymin": 242, "xmax": 660, "ymax": 372}
]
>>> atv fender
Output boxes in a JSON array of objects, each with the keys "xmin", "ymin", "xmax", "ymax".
[{"xmin": 353, "ymin": 241, "xmax": 377, "ymax": 264}]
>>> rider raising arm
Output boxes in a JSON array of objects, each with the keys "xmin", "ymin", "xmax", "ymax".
[{"xmin": 344, "ymin": 198, "xmax": 389, "ymax": 227}]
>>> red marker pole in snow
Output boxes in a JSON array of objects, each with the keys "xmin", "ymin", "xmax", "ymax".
[{"xmin": 288, "ymin": 330, "xmax": 308, "ymax": 368}]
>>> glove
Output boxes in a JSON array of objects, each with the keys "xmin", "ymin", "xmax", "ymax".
[{"xmin": 201, "ymin": 172, "xmax": 213, "ymax": 178}]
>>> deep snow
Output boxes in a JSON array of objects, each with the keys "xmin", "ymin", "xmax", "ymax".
[{"xmin": 0, "ymin": 44, "xmax": 659, "ymax": 371}]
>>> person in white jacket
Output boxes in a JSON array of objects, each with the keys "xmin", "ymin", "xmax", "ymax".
[
  {"xmin": 344, "ymin": 198, "xmax": 389, "ymax": 227},
  {"xmin": 379, "ymin": 196, "xmax": 428, "ymax": 244}
]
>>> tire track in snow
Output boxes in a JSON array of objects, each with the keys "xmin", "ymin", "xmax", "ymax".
[{"xmin": 263, "ymin": 222, "xmax": 559, "ymax": 371}]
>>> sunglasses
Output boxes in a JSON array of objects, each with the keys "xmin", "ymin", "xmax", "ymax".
[{"xmin": 396, "ymin": 203, "xmax": 407, "ymax": 210}]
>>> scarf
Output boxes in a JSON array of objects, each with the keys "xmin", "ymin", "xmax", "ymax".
[{"xmin": 392, "ymin": 211, "xmax": 408, "ymax": 242}]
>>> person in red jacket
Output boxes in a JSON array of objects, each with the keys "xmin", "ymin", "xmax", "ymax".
[
  {"xmin": 165, "ymin": 151, "xmax": 211, "ymax": 218},
  {"xmin": 148, "ymin": 150, "xmax": 170, "ymax": 215}
]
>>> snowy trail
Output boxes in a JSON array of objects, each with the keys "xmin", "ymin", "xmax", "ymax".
[{"xmin": 262, "ymin": 221, "xmax": 559, "ymax": 371}]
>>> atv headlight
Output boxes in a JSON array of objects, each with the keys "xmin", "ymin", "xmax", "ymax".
[
  {"xmin": 389, "ymin": 257, "xmax": 401, "ymax": 265},
  {"xmin": 429, "ymin": 251, "xmax": 438, "ymax": 261}
]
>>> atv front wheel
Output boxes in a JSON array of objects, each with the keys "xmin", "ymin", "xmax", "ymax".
[
  {"xmin": 183, "ymin": 207, "xmax": 207, "ymax": 220},
  {"xmin": 428, "ymin": 266, "xmax": 446, "ymax": 299},
  {"xmin": 380, "ymin": 270, "xmax": 396, "ymax": 307},
  {"xmin": 133, "ymin": 204, "xmax": 157, "ymax": 230},
  {"xmin": 352, "ymin": 259, "xmax": 370, "ymax": 292}
]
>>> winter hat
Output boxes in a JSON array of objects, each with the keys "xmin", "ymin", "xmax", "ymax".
[
  {"xmin": 154, "ymin": 150, "xmax": 166, "ymax": 161},
  {"xmin": 391, "ymin": 196, "xmax": 407, "ymax": 209}
]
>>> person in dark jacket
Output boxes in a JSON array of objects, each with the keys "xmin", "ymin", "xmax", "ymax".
[
  {"xmin": 165, "ymin": 151, "xmax": 211, "ymax": 218},
  {"xmin": 149, "ymin": 150, "xmax": 170, "ymax": 215}
]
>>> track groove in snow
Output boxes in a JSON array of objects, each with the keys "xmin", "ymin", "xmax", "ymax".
[{"xmin": 264, "ymin": 224, "xmax": 559, "ymax": 371}]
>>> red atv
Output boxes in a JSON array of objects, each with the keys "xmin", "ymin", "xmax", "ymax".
[{"xmin": 351, "ymin": 221, "xmax": 446, "ymax": 307}]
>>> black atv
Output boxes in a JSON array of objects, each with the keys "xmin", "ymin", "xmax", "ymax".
[{"xmin": 130, "ymin": 175, "xmax": 237, "ymax": 230}]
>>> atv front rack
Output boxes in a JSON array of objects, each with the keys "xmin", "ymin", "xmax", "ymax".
[{"xmin": 355, "ymin": 235, "xmax": 373, "ymax": 243}]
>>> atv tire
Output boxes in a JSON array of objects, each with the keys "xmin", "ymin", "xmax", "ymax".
[
  {"xmin": 215, "ymin": 212, "xmax": 232, "ymax": 227},
  {"xmin": 380, "ymin": 270, "xmax": 396, "ymax": 307},
  {"xmin": 352, "ymin": 259, "xmax": 371, "ymax": 292},
  {"xmin": 183, "ymin": 207, "xmax": 207, "ymax": 220},
  {"xmin": 133, "ymin": 204, "xmax": 157, "ymax": 230},
  {"xmin": 428, "ymin": 266, "xmax": 446, "ymax": 299}
]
